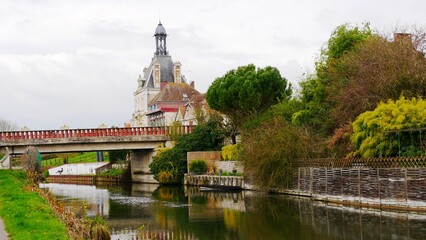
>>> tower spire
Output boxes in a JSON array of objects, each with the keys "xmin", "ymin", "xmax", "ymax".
[{"xmin": 154, "ymin": 22, "xmax": 168, "ymax": 56}]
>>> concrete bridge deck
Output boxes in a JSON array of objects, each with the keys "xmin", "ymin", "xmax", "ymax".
[
  {"xmin": 0, "ymin": 126, "xmax": 192, "ymax": 154},
  {"xmin": 0, "ymin": 126, "xmax": 193, "ymax": 182}
]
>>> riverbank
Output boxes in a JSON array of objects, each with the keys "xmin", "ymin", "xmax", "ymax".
[{"xmin": 0, "ymin": 170, "xmax": 69, "ymax": 240}]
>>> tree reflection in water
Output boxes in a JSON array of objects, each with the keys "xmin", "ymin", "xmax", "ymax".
[{"xmin": 46, "ymin": 183, "xmax": 426, "ymax": 240}]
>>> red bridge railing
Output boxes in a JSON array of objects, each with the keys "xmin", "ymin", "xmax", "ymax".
[{"xmin": 0, "ymin": 126, "xmax": 193, "ymax": 142}]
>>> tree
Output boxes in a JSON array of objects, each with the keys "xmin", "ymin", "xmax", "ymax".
[
  {"xmin": 0, "ymin": 118, "xmax": 18, "ymax": 131},
  {"xmin": 294, "ymin": 23, "xmax": 373, "ymax": 134},
  {"xmin": 329, "ymin": 33, "xmax": 426, "ymax": 127},
  {"xmin": 206, "ymin": 64, "xmax": 292, "ymax": 132},
  {"xmin": 149, "ymin": 116, "xmax": 225, "ymax": 184},
  {"xmin": 351, "ymin": 96, "xmax": 426, "ymax": 157},
  {"xmin": 21, "ymin": 147, "xmax": 42, "ymax": 183}
]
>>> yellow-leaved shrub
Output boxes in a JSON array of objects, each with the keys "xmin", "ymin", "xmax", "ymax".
[{"xmin": 221, "ymin": 144, "xmax": 240, "ymax": 161}]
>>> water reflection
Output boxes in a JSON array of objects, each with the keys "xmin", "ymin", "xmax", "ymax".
[
  {"xmin": 40, "ymin": 183, "xmax": 109, "ymax": 217},
  {"xmin": 45, "ymin": 182, "xmax": 426, "ymax": 240}
]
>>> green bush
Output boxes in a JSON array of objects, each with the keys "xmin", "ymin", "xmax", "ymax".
[
  {"xmin": 149, "ymin": 117, "xmax": 225, "ymax": 184},
  {"xmin": 189, "ymin": 160, "xmax": 208, "ymax": 175},
  {"xmin": 97, "ymin": 168, "xmax": 124, "ymax": 177},
  {"xmin": 108, "ymin": 150, "xmax": 128, "ymax": 164},
  {"xmin": 241, "ymin": 117, "xmax": 315, "ymax": 189},
  {"xmin": 149, "ymin": 148, "xmax": 186, "ymax": 184},
  {"xmin": 157, "ymin": 171, "xmax": 176, "ymax": 184}
]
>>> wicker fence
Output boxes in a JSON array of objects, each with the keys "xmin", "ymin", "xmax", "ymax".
[
  {"xmin": 296, "ymin": 156, "xmax": 426, "ymax": 168},
  {"xmin": 284, "ymin": 167, "xmax": 426, "ymax": 210}
]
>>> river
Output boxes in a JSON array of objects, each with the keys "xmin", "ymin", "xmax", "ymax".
[{"xmin": 40, "ymin": 182, "xmax": 426, "ymax": 240}]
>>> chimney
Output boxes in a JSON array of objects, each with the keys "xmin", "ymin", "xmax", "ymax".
[
  {"xmin": 190, "ymin": 81, "xmax": 195, "ymax": 89},
  {"xmin": 394, "ymin": 33, "xmax": 412, "ymax": 44},
  {"xmin": 160, "ymin": 81, "xmax": 168, "ymax": 91}
]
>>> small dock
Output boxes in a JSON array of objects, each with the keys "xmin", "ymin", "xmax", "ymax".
[{"xmin": 184, "ymin": 174, "xmax": 246, "ymax": 190}]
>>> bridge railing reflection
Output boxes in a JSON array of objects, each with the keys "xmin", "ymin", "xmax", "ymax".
[
  {"xmin": 111, "ymin": 228, "xmax": 197, "ymax": 240},
  {"xmin": 0, "ymin": 126, "xmax": 193, "ymax": 141}
]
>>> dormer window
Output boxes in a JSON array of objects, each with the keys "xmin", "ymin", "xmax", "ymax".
[{"xmin": 182, "ymin": 93, "xmax": 189, "ymax": 101}]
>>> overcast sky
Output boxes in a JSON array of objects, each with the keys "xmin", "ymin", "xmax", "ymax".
[{"xmin": 0, "ymin": 0, "xmax": 424, "ymax": 130}]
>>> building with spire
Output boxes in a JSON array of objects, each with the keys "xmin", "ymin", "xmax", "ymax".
[{"xmin": 131, "ymin": 22, "xmax": 200, "ymax": 127}]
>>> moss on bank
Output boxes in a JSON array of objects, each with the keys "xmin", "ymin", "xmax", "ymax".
[{"xmin": 0, "ymin": 170, "xmax": 69, "ymax": 240}]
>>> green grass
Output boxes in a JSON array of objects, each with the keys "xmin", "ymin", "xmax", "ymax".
[
  {"xmin": 0, "ymin": 170, "xmax": 69, "ymax": 240},
  {"xmin": 42, "ymin": 152, "xmax": 110, "ymax": 167},
  {"xmin": 97, "ymin": 168, "xmax": 124, "ymax": 177}
]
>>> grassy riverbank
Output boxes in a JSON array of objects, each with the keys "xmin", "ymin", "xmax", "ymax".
[
  {"xmin": 42, "ymin": 152, "xmax": 110, "ymax": 167},
  {"xmin": 0, "ymin": 170, "xmax": 69, "ymax": 240}
]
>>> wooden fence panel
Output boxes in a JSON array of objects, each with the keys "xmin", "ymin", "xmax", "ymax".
[
  {"xmin": 289, "ymin": 167, "xmax": 426, "ymax": 209},
  {"xmin": 360, "ymin": 169, "xmax": 380, "ymax": 201},
  {"xmin": 378, "ymin": 169, "xmax": 406, "ymax": 205},
  {"xmin": 407, "ymin": 168, "xmax": 426, "ymax": 203},
  {"xmin": 299, "ymin": 168, "xmax": 312, "ymax": 193},
  {"xmin": 326, "ymin": 169, "xmax": 342, "ymax": 198},
  {"xmin": 342, "ymin": 169, "xmax": 359, "ymax": 200}
]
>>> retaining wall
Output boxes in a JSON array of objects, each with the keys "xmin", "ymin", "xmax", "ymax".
[{"xmin": 47, "ymin": 175, "xmax": 122, "ymax": 184}]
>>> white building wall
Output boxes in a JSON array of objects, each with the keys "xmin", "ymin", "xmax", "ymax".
[
  {"xmin": 48, "ymin": 162, "xmax": 110, "ymax": 176},
  {"xmin": 132, "ymin": 88, "xmax": 161, "ymax": 127}
]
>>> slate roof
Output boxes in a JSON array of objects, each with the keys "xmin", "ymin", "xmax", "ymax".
[
  {"xmin": 155, "ymin": 22, "xmax": 167, "ymax": 35},
  {"xmin": 142, "ymin": 55, "xmax": 177, "ymax": 88},
  {"xmin": 149, "ymin": 82, "xmax": 200, "ymax": 106}
]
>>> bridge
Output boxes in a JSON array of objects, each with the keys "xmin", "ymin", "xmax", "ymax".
[{"xmin": 0, "ymin": 126, "xmax": 193, "ymax": 182}]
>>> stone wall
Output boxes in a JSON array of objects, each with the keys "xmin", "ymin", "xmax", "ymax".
[
  {"xmin": 187, "ymin": 151, "xmax": 221, "ymax": 170},
  {"xmin": 187, "ymin": 151, "xmax": 244, "ymax": 174},
  {"xmin": 284, "ymin": 167, "xmax": 426, "ymax": 210},
  {"xmin": 215, "ymin": 161, "xmax": 244, "ymax": 174}
]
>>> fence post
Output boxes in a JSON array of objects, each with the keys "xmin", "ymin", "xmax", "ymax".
[
  {"xmin": 358, "ymin": 168, "xmax": 361, "ymax": 203},
  {"xmin": 341, "ymin": 168, "xmax": 343, "ymax": 196},
  {"xmin": 405, "ymin": 168, "xmax": 408, "ymax": 208},
  {"xmin": 298, "ymin": 168, "xmax": 300, "ymax": 192},
  {"xmin": 310, "ymin": 168, "xmax": 313, "ymax": 195},
  {"xmin": 378, "ymin": 169, "xmax": 381, "ymax": 206},
  {"xmin": 325, "ymin": 168, "xmax": 328, "ymax": 194}
]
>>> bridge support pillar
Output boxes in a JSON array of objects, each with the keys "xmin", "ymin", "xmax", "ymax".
[
  {"xmin": 129, "ymin": 149, "xmax": 158, "ymax": 183},
  {"xmin": 0, "ymin": 147, "xmax": 11, "ymax": 169}
]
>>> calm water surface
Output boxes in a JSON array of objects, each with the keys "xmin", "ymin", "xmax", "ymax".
[{"xmin": 40, "ymin": 182, "xmax": 426, "ymax": 240}]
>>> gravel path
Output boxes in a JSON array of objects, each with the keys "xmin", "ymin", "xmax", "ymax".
[{"xmin": 0, "ymin": 218, "xmax": 9, "ymax": 239}]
